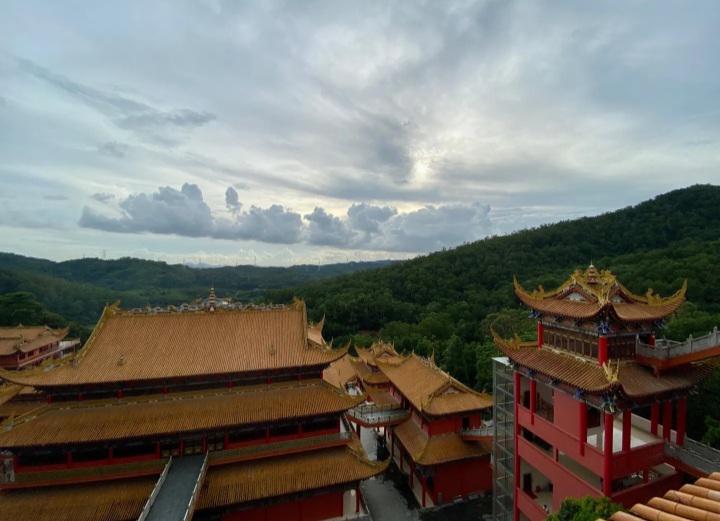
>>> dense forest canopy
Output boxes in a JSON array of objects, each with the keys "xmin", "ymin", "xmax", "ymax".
[{"xmin": 1, "ymin": 184, "xmax": 720, "ymax": 442}]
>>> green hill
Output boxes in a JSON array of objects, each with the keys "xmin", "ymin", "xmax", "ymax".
[{"xmin": 0, "ymin": 255, "xmax": 394, "ymax": 325}]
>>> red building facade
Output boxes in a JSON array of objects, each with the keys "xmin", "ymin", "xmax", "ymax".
[
  {"xmin": 327, "ymin": 343, "xmax": 494, "ymax": 507},
  {"xmin": 0, "ymin": 298, "xmax": 385, "ymax": 521},
  {"xmin": 492, "ymin": 265, "xmax": 720, "ymax": 521}
]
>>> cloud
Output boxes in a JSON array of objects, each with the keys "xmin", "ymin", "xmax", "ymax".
[
  {"xmin": 225, "ymin": 186, "xmax": 241, "ymax": 213},
  {"xmin": 80, "ymin": 183, "xmax": 303, "ymax": 244},
  {"xmin": 347, "ymin": 203, "xmax": 397, "ymax": 234},
  {"xmin": 91, "ymin": 192, "xmax": 116, "ymax": 203},
  {"xmin": 43, "ymin": 194, "xmax": 69, "ymax": 201},
  {"xmin": 304, "ymin": 207, "xmax": 354, "ymax": 246},
  {"xmin": 18, "ymin": 58, "xmax": 215, "ymax": 146},
  {"xmin": 78, "ymin": 183, "xmax": 494, "ymax": 252},
  {"xmin": 98, "ymin": 141, "xmax": 130, "ymax": 158}
]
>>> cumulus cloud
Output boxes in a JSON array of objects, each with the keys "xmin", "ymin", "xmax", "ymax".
[
  {"xmin": 91, "ymin": 192, "xmax": 116, "ymax": 203},
  {"xmin": 225, "ymin": 186, "xmax": 241, "ymax": 213},
  {"xmin": 304, "ymin": 207, "xmax": 354, "ymax": 246},
  {"xmin": 79, "ymin": 183, "xmax": 494, "ymax": 252}
]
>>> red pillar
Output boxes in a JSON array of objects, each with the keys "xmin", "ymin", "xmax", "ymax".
[
  {"xmin": 602, "ymin": 411, "xmax": 614, "ymax": 496},
  {"xmin": 663, "ymin": 400, "xmax": 673, "ymax": 441},
  {"xmin": 677, "ymin": 397, "xmax": 687, "ymax": 445},
  {"xmin": 537, "ymin": 321, "xmax": 544, "ymax": 349},
  {"xmin": 355, "ymin": 485, "xmax": 361, "ymax": 513},
  {"xmin": 578, "ymin": 401, "xmax": 587, "ymax": 456},
  {"xmin": 650, "ymin": 403, "xmax": 660, "ymax": 435},
  {"xmin": 598, "ymin": 335, "xmax": 608, "ymax": 366},
  {"xmin": 530, "ymin": 379, "xmax": 537, "ymax": 425},
  {"xmin": 513, "ymin": 371, "xmax": 521, "ymax": 521},
  {"xmin": 622, "ymin": 410, "xmax": 632, "ymax": 452},
  {"xmin": 648, "ymin": 334, "xmax": 656, "ymax": 347}
]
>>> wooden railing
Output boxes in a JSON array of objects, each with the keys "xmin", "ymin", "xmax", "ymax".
[{"xmin": 347, "ymin": 403, "xmax": 409, "ymax": 427}]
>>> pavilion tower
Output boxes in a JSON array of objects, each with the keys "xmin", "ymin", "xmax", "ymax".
[{"xmin": 492, "ymin": 265, "xmax": 720, "ymax": 521}]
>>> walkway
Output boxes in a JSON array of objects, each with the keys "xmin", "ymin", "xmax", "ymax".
[
  {"xmin": 361, "ymin": 474, "xmax": 420, "ymax": 521},
  {"xmin": 143, "ymin": 454, "xmax": 207, "ymax": 521}
]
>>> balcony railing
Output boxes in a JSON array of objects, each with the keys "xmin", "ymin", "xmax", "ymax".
[
  {"xmin": 460, "ymin": 424, "xmax": 494, "ymax": 439},
  {"xmin": 346, "ymin": 402, "xmax": 409, "ymax": 427},
  {"xmin": 637, "ymin": 327, "xmax": 720, "ymax": 361}
]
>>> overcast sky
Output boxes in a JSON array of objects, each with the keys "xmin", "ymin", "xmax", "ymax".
[{"xmin": 1, "ymin": 1, "xmax": 718, "ymax": 266}]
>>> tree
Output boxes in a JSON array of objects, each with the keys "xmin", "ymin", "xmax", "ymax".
[{"xmin": 546, "ymin": 496, "xmax": 622, "ymax": 521}]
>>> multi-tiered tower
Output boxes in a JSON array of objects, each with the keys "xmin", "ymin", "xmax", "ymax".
[{"xmin": 492, "ymin": 265, "xmax": 720, "ymax": 521}]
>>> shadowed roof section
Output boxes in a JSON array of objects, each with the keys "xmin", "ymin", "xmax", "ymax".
[
  {"xmin": 0, "ymin": 326, "xmax": 69, "ymax": 356},
  {"xmin": 1, "ymin": 301, "xmax": 346, "ymax": 388},
  {"xmin": 0, "ymin": 380, "xmax": 363, "ymax": 447},
  {"xmin": 393, "ymin": 417, "xmax": 490, "ymax": 466},
  {"xmin": 0, "ymin": 444, "xmax": 387, "ymax": 521},
  {"xmin": 377, "ymin": 353, "xmax": 492, "ymax": 416},
  {"xmin": 514, "ymin": 265, "xmax": 686, "ymax": 322},
  {"xmin": 494, "ymin": 333, "xmax": 712, "ymax": 398},
  {"xmin": 606, "ymin": 472, "xmax": 720, "ymax": 521}
]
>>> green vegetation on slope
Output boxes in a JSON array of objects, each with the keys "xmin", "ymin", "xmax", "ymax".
[{"xmin": 0, "ymin": 255, "xmax": 393, "ymax": 325}]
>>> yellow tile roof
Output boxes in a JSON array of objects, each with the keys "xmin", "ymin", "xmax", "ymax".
[
  {"xmin": 0, "ymin": 445, "xmax": 387, "ymax": 521},
  {"xmin": 0, "ymin": 475, "xmax": 155, "ymax": 521},
  {"xmin": 608, "ymin": 472, "xmax": 720, "ymax": 521},
  {"xmin": 0, "ymin": 380, "xmax": 362, "ymax": 447},
  {"xmin": 0, "ymin": 326, "xmax": 68, "ymax": 356},
  {"xmin": 1, "ymin": 302, "xmax": 345, "ymax": 388},
  {"xmin": 323, "ymin": 355, "xmax": 359, "ymax": 389},
  {"xmin": 393, "ymin": 418, "xmax": 490, "ymax": 466},
  {"xmin": 377, "ymin": 354, "xmax": 492, "ymax": 416},
  {"xmin": 199, "ymin": 443, "xmax": 388, "ymax": 509}
]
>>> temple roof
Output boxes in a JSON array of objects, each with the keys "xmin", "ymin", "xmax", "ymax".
[
  {"xmin": 0, "ymin": 326, "xmax": 69, "ymax": 356},
  {"xmin": 198, "ymin": 442, "xmax": 387, "ymax": 510},
  {"xmin": 393, "ymin": 418, "xmax": 490, "ymax": 466},
  {"xmin": 356, "ymin": 341, "xmax": 402, "ymax": 368},
  {"xmin": 0, "ymin": 380, "xmax": 362, "ymax": 448},
  {"xmin": 607, "ymin": 472, "xmax": 720, "ymax": 521},
  {"xmin": 494, "ymin": 333, "xmax": 712, "ymax": 399},
  {"xmin": 322, "ymin": 354, "xmax": 360, "ymax": 389},
  {"xmin": 514, "ymin": 265, "xmax": 686, "ymax": 322},
  {"xmin": 377, "ymin": 353, "xmax": 492, "ymax": 416},
  {"xmin": 0, "ymin": 301, "xmax": 345, "ymax": 388},
  {"xmin": 0, "ymin": 444, "xmax": 387, "ymax": 521}
]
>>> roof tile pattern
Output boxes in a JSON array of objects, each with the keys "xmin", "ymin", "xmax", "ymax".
[
  {"xmin": 199, "ymin": 444, "xmax": 387, "ymax": 509},
  {"xmin": 0, "ymin": 380, "xmax": 362, "ymax": 447},
  {"xmin": 0, "ymin": 445, "xmax": 387, "ymax": 521},
  {"xmin": 608, "ymin": 472, "xmax": 720, "ymax": 521},
  {"xmin": 2, "ymin": 304, "xmax": 344, "ymax": 387},
  {"xmin": 378, "ymin": 354, "xmax": 492, "ymax": 416},
  {"xmin": 393, "ymin": 418, "xmax": 490, "ymax": 466}
]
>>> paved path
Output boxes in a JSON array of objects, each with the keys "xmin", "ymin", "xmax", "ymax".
[
  {"xmin": 361, "ymin": 475, "xmax": 420, "ymax": 521},
  {"xmin": 145, "ymin": 454, "xmax": 205, "ymax": 521}
]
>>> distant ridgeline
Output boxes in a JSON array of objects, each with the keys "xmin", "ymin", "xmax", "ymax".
[{"xmin": 0, "ymin": 255, "xmax": 394, "ymax": 325}]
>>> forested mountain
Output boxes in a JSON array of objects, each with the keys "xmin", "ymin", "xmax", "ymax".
[{"xmin": 0, "ymin": 255, "xmax": 393, "ymax": 325}]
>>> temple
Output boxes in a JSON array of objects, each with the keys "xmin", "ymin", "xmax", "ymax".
[
  {"xmin": 0, "ymin": 325, "xmax": 79, "ymax": 370},
  {"xmin": 0, "ymin": 297, "xmax": 386, "ymax": 521},
  {"xmin": 492, "ymin": 265, "xmax": 720, "ymax": 521},
  {"xmin": 326, "ymin": 341, "xmax": 494, "ymax": 507}
]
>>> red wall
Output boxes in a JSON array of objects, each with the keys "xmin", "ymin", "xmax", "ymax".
[
  {"xmin": 222, "ymin": 491, "xmax": 344, "ymax": 521},
  {"xmin": 432, "ymin": 456, "xmax": 492, "ymax": 503},
  {"xmin": 552, "ymin": 390, "xmax": 579, "ymax": 434}
]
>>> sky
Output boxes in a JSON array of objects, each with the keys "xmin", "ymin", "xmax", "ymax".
[{"xmin": 1, "ymin": 1, "xmax": 719, "ymax": 266}]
